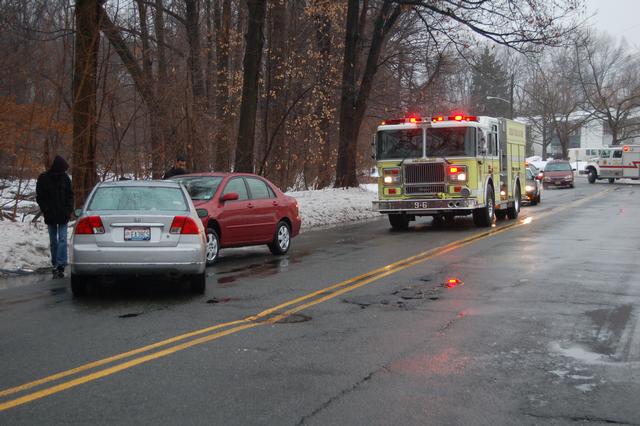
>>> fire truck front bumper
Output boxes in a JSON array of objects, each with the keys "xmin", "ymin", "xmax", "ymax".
[{"xmin": 373, "ymin": 198, "xmax": 479, "ymax": 213}]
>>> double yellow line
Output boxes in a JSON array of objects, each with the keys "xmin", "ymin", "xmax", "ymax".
[{"xmin": 0, "ymin": 188, "xmax": 611, "ymax": 411}]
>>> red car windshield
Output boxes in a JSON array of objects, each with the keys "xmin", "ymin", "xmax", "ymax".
[
  {"xmin": 545, "ymin": 163, "xmax": 571, "ymax": 172},
  {"xmin": 173, "ymin": 176, "xmax": 223, "ymax": 200}
]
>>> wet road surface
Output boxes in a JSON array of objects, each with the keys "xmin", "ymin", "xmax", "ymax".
[{"xmin": 1, "ymin": 177, "xmax": 639, "ymax": 424}]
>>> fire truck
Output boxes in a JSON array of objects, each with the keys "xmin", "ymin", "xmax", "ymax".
[
  {"xmin": 584, "ymin": 145, "xmax": 640, "ymax": 184},
  {"xmin": 372, "ymin": 114, "xmax": 527, "ymax": 229}
]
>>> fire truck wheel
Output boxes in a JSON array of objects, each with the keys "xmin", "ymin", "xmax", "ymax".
[
  {"xmin": 507, "ymin": 186, "xmax": 521, "ymax": 219},
  {"xmin": 587, "ymin": 168, "xmax": 597, "ymax": 183},
  {"xmin": 473, "ymin": 186, "xmax": 495, "ymax": 227},
  {"xmin": 495, "ymin": 210, "xmax": 507, "ymax": 220},
  {"xmin": 388, "ymin": 214, "xmax": 409, "ymax": 230}
]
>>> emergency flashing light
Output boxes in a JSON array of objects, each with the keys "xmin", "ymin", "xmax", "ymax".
[
  {"xmin": 380, "ymin": 116, "xmax": 422, "ymax": 125},
  {"xmin": 623, "ymin": 145, "xmax": 630, "ymax": 152},
  {"xmin": 448, "ymin": 166, "xmax": 459, "ymax": 174},
  {"xmin": 432, "ymin": 115, "xmax": 478, "ymax": 122}
]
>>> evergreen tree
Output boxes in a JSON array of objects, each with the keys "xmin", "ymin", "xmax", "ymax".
[{"xmin": 470, "ymin": 47, "xmax": 511, "ymax": 117}]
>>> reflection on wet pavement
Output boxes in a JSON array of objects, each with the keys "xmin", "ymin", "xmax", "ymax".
[{"xmin": 213, "ymin": 250, "xmax": 310, "ymax": 286}]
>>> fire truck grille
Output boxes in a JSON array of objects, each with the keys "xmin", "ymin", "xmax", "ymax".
[
  {"xmin": 404, "ymin": 163, "xmax": 445, "ymax": 184},
  {"xmin": 405, "ymin": 184, "xmax": 447, "ymax": 195}
]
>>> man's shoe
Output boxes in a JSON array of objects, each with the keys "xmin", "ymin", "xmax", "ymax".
[{"xmin": 55, "ymin": 266, "xmax": 65, "ymax": 279}]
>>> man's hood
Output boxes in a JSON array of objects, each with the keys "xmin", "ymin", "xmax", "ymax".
[{"xmin": 50, "ymin": 155, "xmax": 69, "ymax": 173}]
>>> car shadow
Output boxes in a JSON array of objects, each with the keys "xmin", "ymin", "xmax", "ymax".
[{"xmin": 71, "ymin": 275, "xmax": 200, "ymax": 304}]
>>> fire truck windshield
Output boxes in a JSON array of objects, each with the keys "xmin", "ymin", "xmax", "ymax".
[
  {"xmin": 425, "ymin": 127, "xmax": 476, "ymax": 157},
  {"xmin": 376, "ymin": 129, "xmax": 422, "ymax": 160}
]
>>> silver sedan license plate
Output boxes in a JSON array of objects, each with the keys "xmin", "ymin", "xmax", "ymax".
[{"xmin": 124, "ymin": 227, "xmax": 151, "ymax": 241}]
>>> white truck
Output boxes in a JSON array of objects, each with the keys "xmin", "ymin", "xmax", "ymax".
[{"xmin": 585, "ymin": 145, "xmax": 640, "ymax": 183}]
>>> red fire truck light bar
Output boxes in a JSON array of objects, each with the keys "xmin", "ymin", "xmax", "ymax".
[
  {"xmin": 432, "ymin": 115, "xmax": 478, "ymax": 122},
  {"xmin": 380, "ymin": 115, "xmax": 423, "ymax": 125}
]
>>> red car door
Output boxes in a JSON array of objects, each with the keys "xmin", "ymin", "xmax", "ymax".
[
  {"xmin": 245, "ymin": 177, "xmax": 279, "ymax": 242},
  {"xmin": 217, "ymin": 177, "xmax": 256, "ymax": 245}
]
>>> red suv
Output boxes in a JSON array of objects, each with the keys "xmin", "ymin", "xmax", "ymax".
[{"xmin": 172, "ymin": 173, "xmax": 301, "ymax": 264}]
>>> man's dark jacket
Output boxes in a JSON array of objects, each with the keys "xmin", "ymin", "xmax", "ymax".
[
  {"xmin": 162, "ymin": 167, "xmax": 188, "ymax": 179},
  {"xmin": 36, "ymin": 156, "xmax": 74, "ymax": 225}
]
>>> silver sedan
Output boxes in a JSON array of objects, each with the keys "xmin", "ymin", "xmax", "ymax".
[{"xmin": 70, "ymin": 180, "xmax": 207, "ymax": 296}]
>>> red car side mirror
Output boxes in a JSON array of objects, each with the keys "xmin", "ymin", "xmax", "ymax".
[{"xmin": 220, "ymin": 192, "xmax": 239, "ymax": 202}]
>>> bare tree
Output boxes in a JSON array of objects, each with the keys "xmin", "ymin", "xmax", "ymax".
[
  {"xmin": 334, "ymin": 0, "xmax": 583, "ymax": 188},
  {"xmin": 213, "ymin": 0, "xmax": 232, "ymax": 171},
  {"xmin": 577, "ymin": 31, "xmax": 640, "ymax": 146},
  {"xmin": 72, "ymin": 0, "xmax": 100, "ymax": 208},
  {"xmin": 235, "ymin": 0, "xmax": 267, "ymax": 173},
  {"xmin": 336, "ymin": 0, "xmax": 402, "ymax": 188}
]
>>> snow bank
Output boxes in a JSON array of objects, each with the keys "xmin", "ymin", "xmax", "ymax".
[
  {"xmin": 0, "ymin": 184, "xmax": 380, "ymax": 275},
  {"xmin": 287, "ymin": 185, "xmax": 379, "ymax": 231},
  {"xmin": 0, "ymin": 220, "xmax": 52, "ymax": 274}
]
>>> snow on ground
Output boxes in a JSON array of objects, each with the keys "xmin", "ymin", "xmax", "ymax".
[
  {"xmin": 288, "ymin": 184, "xmax": 379, "ymax": 230},
  {"xmin": 0, "ymin": 220, "xmax": 53, "ymax": 274},
  {"xmin": 0, "ymin": 184, "xmax": 380, "ymax": 275}
]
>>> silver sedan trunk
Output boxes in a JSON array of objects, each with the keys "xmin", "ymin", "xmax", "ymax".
[{"xmin": 70, "ymin": 181, "xmax": 207, "ymax": 296}]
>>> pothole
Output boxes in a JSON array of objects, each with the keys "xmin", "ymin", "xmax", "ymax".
[
  {"xmin": 274, "ymin": 313, "xmax": 312, "ymax": 324},
  {"xmin": 206, "ymin": 297, "xmax": 239, "ymax": 304},
  {"xmin": 118, "ymin": 312, "xmax": 141, "ymax": 318},
  {"xmin": 249, "ymin": 312, "xmax": 312, "ymax": 324}
]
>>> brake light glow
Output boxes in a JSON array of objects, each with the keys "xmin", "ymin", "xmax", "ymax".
[
  {"xmin": 170, "ymin": 216, "xmax": 200, "ymax": 234},
  {"xmin": 75, "ymin": 216, "xmax": 105, "ymax": 235}
]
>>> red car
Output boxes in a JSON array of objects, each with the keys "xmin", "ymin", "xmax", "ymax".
[
  {"xmin": 543, "ymin": 160, "xmax": 575, "ymax": 189},
  {"xmin": 172, "ymin": 173, "xmax": 301, "ymax": 264}
]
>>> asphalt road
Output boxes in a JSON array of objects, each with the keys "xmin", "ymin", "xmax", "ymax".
[{"xmin": 1, "ymin": 177, "xmax": 639, "ymax": 425}]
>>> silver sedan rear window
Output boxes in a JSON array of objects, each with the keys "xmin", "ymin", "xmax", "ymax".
[{"xmin": 88, "ymin": 186, "xmax": 188, "ymax": 211}]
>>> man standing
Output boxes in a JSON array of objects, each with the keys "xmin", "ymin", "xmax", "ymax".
[
  {"xmin": 36, "ymin": 155, "xmax": 74, "ymax": 278},
  {"xmin": 162, "ymin": 154, "xmax": 189, "ymax": 179}
]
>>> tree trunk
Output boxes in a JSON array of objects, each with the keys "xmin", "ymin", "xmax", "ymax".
[
  {"xmin": 335, "ymin": 0, "xmax": 360, "ymax": 188},
  {"xmin": 214, "ymin": 0, "xmax": 232, "ymax": 171},
  {"xmin": 185, "ymin": 0, "xmax": 207, "ymax": 171},
  {"xmin": 335, "ymin": 0, "xmax": 401, "ymax": 188},
  {"xmin": 265, "ymin": 0, "xmax": 289, "ymax": 186},
  {"xmin": 136, "ymin": 0, "xmax": 163, "ymax": 179},
  {"xmin": 313, "ymin": 8, "xmax": 334, "ymax": 189},
  {"xmin": 154, "ymin": 0, "xmax": 170, "ymax": 170},
  {"xmin": 72, "ymin": 0, "xmax": 100, "ymax": 208},
  {"xmin": 234, "ymin": 0, "xmax": 267, "ymax": 173}
]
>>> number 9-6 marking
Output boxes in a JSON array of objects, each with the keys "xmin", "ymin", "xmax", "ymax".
[{"xmin": 414, "ymin": 202, "xmax": 429, "ymax": 209}]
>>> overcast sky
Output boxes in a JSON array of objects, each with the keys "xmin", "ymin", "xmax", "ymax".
[{"xmin": 584, "ymin": 0, "xmax": 640, "ymax": 49}]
